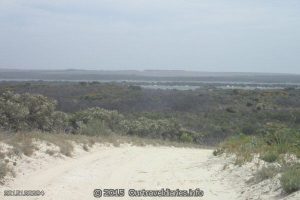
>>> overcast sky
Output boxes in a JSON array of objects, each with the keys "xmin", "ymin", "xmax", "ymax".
[{"xmin": 0, "ymin": 0, "xmax": 299, "ymax": 73}]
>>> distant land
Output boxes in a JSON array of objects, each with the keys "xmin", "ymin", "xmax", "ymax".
[{"xmin": 0, "ymin": 68, "xmax": 300, "ymax": 84}]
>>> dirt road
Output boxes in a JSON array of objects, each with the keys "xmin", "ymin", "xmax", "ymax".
[{"xmin": 3, "ymin": 145, "xmax": 238, "ymax": 200}]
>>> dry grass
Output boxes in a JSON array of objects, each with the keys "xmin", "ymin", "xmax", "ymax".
[
  {"xmin": 248, "ymin": 166, "xmax": 280, "ymax": 184},
  {"xmin": 59, "ymin": 142, "xmax": 73, "ymax": 157},
  {"xmin": 0, "ymin": 133, "xmax": 35, "ymax": 157},
  {"xmin": 0, "ymin": 131, "xmax": 207, "ymax": 158}
]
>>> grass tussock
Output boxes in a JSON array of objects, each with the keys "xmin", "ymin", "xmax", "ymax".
[
  {"xmin": 217, "ymin": 134, "xmax": 259, "ymax": 165},
  {"xmin": 249, "ymin": 166, "xmax": 280, "ymax": 184},
  {"xmin": 0, "ymin": 133, "xmax": 35, "ymax": 157},
  {"xmin": 0, "ymin": 161, "xmax": 14, "ymax": 184}
]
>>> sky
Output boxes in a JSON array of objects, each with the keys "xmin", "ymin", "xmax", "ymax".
[{"xmin": 0, "ymin": 0, "xmax": 299, "ymax": 73}]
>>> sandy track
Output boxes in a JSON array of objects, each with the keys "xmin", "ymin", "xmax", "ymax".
[{"xmin": 3, "ymin": 145, "xmax": 238, "ymax": 200}]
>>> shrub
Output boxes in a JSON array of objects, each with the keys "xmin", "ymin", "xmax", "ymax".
[
  {"xmin": 120, "ymin": 117, "xmax": 181, "ymax": 141},
  {"xmin": 280, "ymin": 164, "xmax": 300, "ymax": 194},
  {"xmin": 180, "ymin": 133, "xmax": 193, "ymax": 143},
  {"xmin": 213, "ymin": 148, "xmax": 224, "ymax": 156},
  {"xmin": 241, "ymin": 122, "xmax": 259, "ymax": 135},
  {"xmin": 21, "ymin": 93, "xmax": 57, "ymax": 131},
  {"xmin": 262, "ymin": 123, "xmax": 292, "ymax": 146},
  {"xmin": 260, "ymin": 151, "xmax": 278, "ymax": 163},
  {"xmin": 52, "ymin": 111, "xmax": 69, "ymax": 131},
  {"xmin": 0, "ymin": 91, "xmax": 58, "ymax": 131},
  {"xmin": 70, "ymin": 107, "xmax": 124, "ymax": 132},
  {"xmin": 221, "ymin": 125, "xmax": 300, "ymax": 165},
  {"xmin": 0, "ymin": 92, "xmax": 29, "ymax": 131},
  {"xmin": 79, "ymin": 120, "xmax": 113, "ymax": 136},
  {"xmin": 225, "ymin": 107, "xmax": 236, "ymax": 113}
]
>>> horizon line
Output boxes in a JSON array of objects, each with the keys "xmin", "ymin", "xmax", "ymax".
[{"xmin": 0, "ymin": 67, "xmax": 299, "ymax": 76}]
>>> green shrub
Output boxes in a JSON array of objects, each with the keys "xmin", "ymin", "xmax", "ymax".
[
  {"xmin": 52, "ymin": 111, "xmax": 69, "ymax": 131},
  {"xmin": 180, "ymin": 133, "xmax": 193, "ymax": 143},
  {"xmin": 0, "ymin": 91, "xmax": 58, "ymax": 131},
  {"xmin": 70, "ymin": 107, "xmax": 124, "ymax": 132},
  {"xmin": 79, "ymin": 120, "xmax": 113, "ymax": 136},
  {"xmin": 120, "ymin": 117, "xmax": 181, "ymax": 141},
  {"xmin": 260, "ymin": 151, "xmax": 279, "ymax": 163},
  {"xmin": 263, "ymin": 123, "xmax": 294, "ymax": 146},
  {"xmin": 221, "ymin": 125, "xmax": 300, "ymax": 165},
  {"xmin": 280, "ymin": 164, "xmax": 300, "ymax": 194}
]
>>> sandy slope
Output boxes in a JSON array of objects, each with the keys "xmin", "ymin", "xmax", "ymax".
[{"xmin": 2, "ymin": 145, "xmax": 238, "ymax": 200}]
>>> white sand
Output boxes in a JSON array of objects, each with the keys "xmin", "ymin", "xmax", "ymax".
[
  {"xmin": 2, "ymin": 144, "xmax": 238, "ymax": 200},
  {"xmin": 2, "ymin": 144, "xmax": 300, "ymax": 200}
]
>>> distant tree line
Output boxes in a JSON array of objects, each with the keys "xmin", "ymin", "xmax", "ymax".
[{"xmin": 1, "ymin": 82, "xmax": 300, "ymax": 144}]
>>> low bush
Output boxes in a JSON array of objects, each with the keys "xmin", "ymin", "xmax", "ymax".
[
  {"xmin": 213, "ymin": 148, "xmax": 224, "ymax": 156},
  {"xmin": 70, "ymin": 107, "xmax": 124, "ymax": 132},
  {"xmin": 220, "ymin": 124, "xmax": 300, "ymax": 165},
  {"xmin": 280, "ymin": 164, "xmax": 300, "ymax": 194},
  {"xmin": 260, "ymin": 151, "xmax": 279, "ymax": 163},
  {"xmin": 78, "ymin": 120, "xmax": 113, "ymax": 136},
  {"xmin": 0, "ymin": 91, "xmax": 59, "ymax": 131},
  {"xmin": 180, "ymin": 133, "xmax": 193, "ymax": 143}
]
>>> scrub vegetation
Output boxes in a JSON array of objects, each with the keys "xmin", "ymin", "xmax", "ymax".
[{"xmin": 0, "ymin": 81, "xmax": 300, "ymax": 193}]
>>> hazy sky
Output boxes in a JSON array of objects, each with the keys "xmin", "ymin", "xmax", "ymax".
[{"xmin": 0, "ymin": 0, "xmax": 299, "ymax": 73}]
